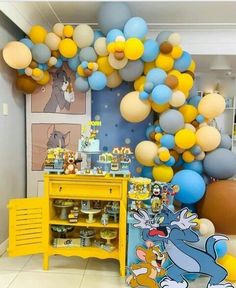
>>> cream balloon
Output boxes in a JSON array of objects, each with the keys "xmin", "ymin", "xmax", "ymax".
[
  {"xmin": 199, "ymin": 218, "xmax": 215, "ymax": 237},
  {"xmin": 25, "ymin": 67, "xmax": 33, "ymax": 76},
  {"xmin": 196, "ymin": 126, "xmax": 221, "ymax": 152},
  {"xmin": 94, "ymin": 37, "xmax": 108, "ymax": 56},
  {"xmin": 108, "ymin": 53, "xmax": 128, "ymax": 69},
  {"xmin": 168, "ymin": 33, "xmax": 181, "ymax": 46},
  {"xmin": 198, "ymin": 93, "xmax": 226, "ymax": 119},
  {"xmin": 45, "ymin": 32, "xmax": 61, "ymax": 50},
  {"xmin": 195, "ymin": 151, "xmax": 205, "ymax": 161},
  {"xmin": 107, "ymin": 71, "xmax": 122, "ymax": 88},
  {"xmin": 184, "ymin": 123, "xmax": 196, "ymax": 133},
  {"xmin": 48, "ymin": 56, "xmax": 57, "ymax": 66},
  {"xmin": 53, "ymin": 23, "xmax": 64, "ymax": 37},
  {"xmin": 169, "ymin": 91, "xmax": 185, "ymax": 107},
  {"xmin": 120, "ymin": 91, "xmax": 151, "ymax": 123},
  {"xmin": 3, "ymin": 41, "xmax": 32, "ymax": 69},
  {"xmin": 135, "ymin": 141, "xmax": 158, "ymax": 166},
  {"xmin": 73, "ymin": 24, "xmax": 94, "ymax": 48}
]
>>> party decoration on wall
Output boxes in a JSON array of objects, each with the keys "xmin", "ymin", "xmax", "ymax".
[{"xmin": 133, "ymin": 206, "xmax": 234, "ymax": 288}]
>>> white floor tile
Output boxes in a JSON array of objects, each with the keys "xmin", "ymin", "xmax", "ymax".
[
  {"xmin": 80, "ymin": 275, "xmax": 127, "ymax": 288},
  {"xmin": 9, "ymin": 271, "xmax": 83, "ymax": 288},
  {"xmin": 85, "ymin": 258, "xmax": 120, "ymax": 276},
  {"xmin": 22, "ymin": 254, "xmax": 87, "ymax": 274},
  {"xmin": 0, "ymin": 253, "xmax": 31, "ymax": 271},
  {"xmin": 0, "ymin": 271, "xmax": 19, "ymax": 288}
]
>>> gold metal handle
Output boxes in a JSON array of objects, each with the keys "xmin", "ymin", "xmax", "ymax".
[
  {"xmin": 59, "ymin": 186, "xmax": 62, "ymax": 192},
  {"xmin": 109, "ymin": 188, "xmax": 112, "ymax": 194}
]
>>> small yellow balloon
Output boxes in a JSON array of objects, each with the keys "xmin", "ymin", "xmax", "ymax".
[
  {"xmin": 32, "ymin": 68, "xmax": 43, "ymax": 78},
  {"xmin": 107, "ymin": 43, "xmax": 116, "ymax": 53},
  {"xmin": 177, "ymin": 73, "xmax": 194, "ymax": 91},
  {"xmin": 159, "ymin": 151, "xmax": 171, "ymax": 162},
  {"xmin": 37, "ymin": 71, "xmax": 50, "ymax": 85},
  {"xmin": 77, "ymin": 65, "xmax": 85, "ymax": 77},
  {"xmin": 97, "ymin": 56, "xmax": 114, "ymax": 76},
  {"xmin": 155, "ymin": 133, "xmax": 163, "ymax": 142},
  {"xmin": 152, "ymin": 165, "xmax": 173, "ymax": 182},
  {"xmin": 182, "ymin": 151, "xmax": 195, "ymax": 163},
  {"xmin": 155, "ymin": 54, "xmax": 174, "ymax": 72},
  {"xmin": 63, "ymin": 25, "xmax": 74, "ymax": 38},
  {"xmin": 134, "ymin": 76, "xmax": 146, "ymax": 91},
  {"xmin": 59, "ymin": 38, "xmax": 77, "ymax": 58},
  {"xmin": 179, "ymin": 104, "xmax": 198, "ymax": 123},
  {"xmin": 151, "ymin": 101, "xmax": 170, "ymax": 113},
  {"xmin": 124, "ymin": 38, "xmax": 144, "ymax": 60},
  {"xmin": 29, "ymin": 25, "xmax": 47, "ymax": 44},
  {"xmin": 115, "ymin": 41, "xmax": 125, "ymax": 52},
  {"xmin": 217, "ymin": 254, "xmax": 236, "ymax": 281},
  {"xmin": 144, "ymin": 61, "xmax": 156, "ymax": 75},
  {"xmin": 175, "ymin": 129, "xmax": 197, "ymax": 149},
  {"xmin": 171, "ymin": 46, "xmax": 183, "ymax": 59}
]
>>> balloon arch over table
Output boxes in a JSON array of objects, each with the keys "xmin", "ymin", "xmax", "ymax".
[{"xmin": 2, "ymin": 3, "xmax": 236, "ymax": 217}]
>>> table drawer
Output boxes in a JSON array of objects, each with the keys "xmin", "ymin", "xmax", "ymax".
[{"xmin": 49, "ymin": 181, "xmax": 121, "ymax": 200}]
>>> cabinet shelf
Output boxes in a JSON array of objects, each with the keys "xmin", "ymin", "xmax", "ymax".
[{"xmin": 50, "ymin": 216, "xmax": 119, "ymax": 229}]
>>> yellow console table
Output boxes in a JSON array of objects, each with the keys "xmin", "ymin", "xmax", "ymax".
[{"xmin": 8, "ymin": 174, "xmax": 128, "ymax": 276}]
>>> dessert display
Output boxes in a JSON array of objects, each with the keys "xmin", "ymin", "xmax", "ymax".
[{"xmin": 53, "ymin": 199, "xmax": 76, "ymax": 220}]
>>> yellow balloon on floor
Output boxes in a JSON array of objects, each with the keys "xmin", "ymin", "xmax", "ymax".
[
  {"xmin": 175, "ymin": 129, "xmax": 197, "ymax": 149},
  {"xmin": 124, "ymin": 38, "xmax": 144, "ymax": 60},
  {"xmin": 97, "ymin": 56, "xmax": 114, "ymax": 76},
  {"xmin": 217, "ymin": 254, "xmax": 236, "ymax": 281},
  {"xmin": 134, "ymin": 76, "xmax": 146, "ymax": 91},
  {"xmin": 144, "ymin": 61, "xmax": 155, "ymax": 75},
  {"xmin": 29, "ymin": 25, "xmax": 47, "ymax": 44},
  {"xmin": 153, "ymin": 165, "xmax": 173, "ymax": 182},
  {"xmin": 155, "ymin": 54, "xmax": 174, "ymax": 72},
  {"xmin": 151, "ymin": 101, "xmax": 169, "ymax": 113},
  {"xmin": 59, "ymin": 38, "xmax": 78, "ymax": 58},
  {"xmin": 179, "ymin": 104, "xmax": 198, "ymax": 123}
]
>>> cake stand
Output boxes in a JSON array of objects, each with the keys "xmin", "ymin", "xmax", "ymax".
[
  {"xmin": 81, "ymin": 208, "xmax": 101, "ymax": 223},
  {"xmin": 100, "ymin": 229, "xmax": 117, "ymax": 251},
  {"xmin": 53, "ymin": 202, "xmax": 74, "ymax": 220}
]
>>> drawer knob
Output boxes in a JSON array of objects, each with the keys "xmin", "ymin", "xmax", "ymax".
[
  {"xmin": 59, "ymin": 186, "xmax": 62, "ymax": 192},
  {"xmin": 109, "ymin": 188, "xmax": 112, "ymax": 194}
]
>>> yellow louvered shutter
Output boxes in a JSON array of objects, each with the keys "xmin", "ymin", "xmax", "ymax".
[{"xmin": 8, "ymin": 198, "xmax": 47, "ymax": 256}]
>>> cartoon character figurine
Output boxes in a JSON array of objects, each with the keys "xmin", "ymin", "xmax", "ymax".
[
  {"xmin": 63, "ymin": 151, "xmax": 79, "ymax": 174},
  {"xmin": 133, "ymin": 206, "xmax": 234, "ymax": 288},
  {"xmin": 126, "ymin": 241, "xmax": 167, "ymax": 288}
]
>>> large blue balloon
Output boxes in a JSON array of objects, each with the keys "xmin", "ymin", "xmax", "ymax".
[
  {"xmin": 156, "ymin": 31, "xmax": 172, "ymax": 45},
  {"xmin": 142, "ymin": 39, "xmax": 159, "ymax": 62},
  {"xmin": 160, "ymin": 134, "xmax": 175, "ymax": 149},
  {"xmin": 183, "ymin": 161, "xmax": 203, "ymax": 174},
  {"xmin": 172, "ymin": 170, "xmax": 206, "ymax": 204},
  {"xmin": 174, "ymin": 51, "xmax": 192, "ymax": 72},
  {"xmin": 88, "ymin": 71, "xmax": 107, "ymax": 91},
  {"xmin": 188, "ymin": 95, "xmax": 201, "ymax": 107},
  {"xmin": 106, "ymin": 29, "xmax": 124, "ymax": 43},
  {"xmin": 79, "ymin": 47, "xmax": 97, "ymax": 62},
  {"xmin": 20, "ymin": 38, "xmax": 34, "ymax": 49},
  {"xmin": 75, "ymin": 76, "xmax": 89, "ymax": 92},
  {"xmin": 31, "ymin": 44, "xmax": 51, "ymax": 64},
  {"xmin": 68, "ymin": 54, "xmax": 80, "ymax": 71},
  {"xmin": 124, "ymin": 17, "xmax": 148, "ymax": 39},
  {"xmin": 146, "ymin": 68, "xmax": 167, "ymax": 86},
  {"xmin": 151, "ymin": 84, "xmax": 172, "ymax": 104}
]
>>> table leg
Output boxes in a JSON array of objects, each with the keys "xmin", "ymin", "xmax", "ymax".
[{"xmin": 43, "ymin": 253, "xmax": 49, "ymax": 270}]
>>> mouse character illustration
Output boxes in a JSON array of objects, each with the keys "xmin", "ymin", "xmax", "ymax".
[
  {"xmin": 133, "ymin": 206, "xmax": 234, "ymax": 288},
  {"xmin": 126, "ymin": 241, "xmax": 167, "ymax": 288}
]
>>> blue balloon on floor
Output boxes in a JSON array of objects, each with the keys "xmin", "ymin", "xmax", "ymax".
[
  {"xmin": 183, "ymin": 160, "xmax": 203, "ymax": 174},
  {"xmin": 106, "ymin": 29, "xmax": 124, "ymax": 43},
  {"xmin": 151, "ymin": 84, "xmax": 172, "ymax": 104},
  {"xmin": 146, "ymin": 68, "xmax": 167, "ymax": 86},
  {"xmin": 141, "ymin": 166, "xmax": 154, "ymax": 179},
  {"xmin": 142, "ymin": 39, "xmax": 159, "ymax": 62},
  {"xmin": 172, "ymin": 170, "xmax": 206, "ymax": 204},
  {"xmin": 124, "ymin": 17, "xmax": 148, "ymax": 39},
  {"xmin": 88, "ymin": 71, "xmax": 107, "ymax": 91},
  {"xmin": 174, "ymin": 51, "xmax": 192, "ymax": 72}
]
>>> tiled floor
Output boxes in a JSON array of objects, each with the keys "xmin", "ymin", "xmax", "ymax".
[{"xmin": 0, "ymin": 252, "xmax": 234, "ymax": 288}]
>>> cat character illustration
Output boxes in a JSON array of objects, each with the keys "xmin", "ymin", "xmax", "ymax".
[
  {"xmin": 46, "ymin": 124, "xmax": 70, "ymax": 149},
  {"xmin": 133, "ymin": 206, "xmax": 234, "ymax": 288}
]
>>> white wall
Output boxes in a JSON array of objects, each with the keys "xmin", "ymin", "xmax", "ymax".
[{"xmin": 0, "ymin": 12, "xmax": 25, "ymax": 244}]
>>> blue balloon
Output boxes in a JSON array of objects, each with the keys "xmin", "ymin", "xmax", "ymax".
[
  {"xmin": 139, "ymin": 91, "xmax": 149, "ymax": 100},
  {"xmin": 156, "ymin": 31, "xmax": 172, "ymax": 45},
  {"xmin": 146, "ymin": 68, "xmax": 167, "ymax": 86},
  {"xmin": 155, "ymin": 126, "xmax": 162, "ymax": 133},
  {"xmin": 144, "ymin": 82, "xmax": 154, "ymax": 93},
  {"xmin": 146, "ymin": 125, "xmax": 155, "ymax": 139},
  {"xmin": 124, "ymin": 17, "xmax": 148, "ymax": 39},
  {"xmin": 175, "ymin": 156, "xmax": 184, "ymax": 168},
  {"xmin": 174, "ymin": 51, "xmax": 192, "ymax": 72},
  {"xmin": 75, "ymin": 76, "xmax": 90, "ymax": 92},
  {"xmin": 17, "ymin": 69, "xmax": 25, "ymax": 75},
  {"xmin": 61, "ymin": 56, "xmax": 69, "ymax": 62},
  {"xmin": 172, "ymin": 170, "xmax": 206, "ymax": 204},
  {"xmin": 196, "ymin": 114, "xmax": 205, "ymax": 123},
  {"xmin": 141, "ymin": 166, "xmax": 154, "ymax": 179},
  {"xmin": 142, "ymin": 39, "xmax": 159, "ymax": 62},
  {"xmin": 154, "ymin": 156, "xmax": 162, "ymax": 165},
  {"xmin": 106, "ymin": 29, "xmax": 124, "ymax": 43},
  {"xmin": 20, "ymin": 38, "xmax": 34, "ymax": 49},
  {"xmin": 81, "ymin": 61, "xmax": 88, "ymax": 69},
  {"xmin": 190, "ymin": 145, "xmax": 202, "ymax": 156},
  {"xmin": 160, "ymin": 134, "xmax": 175, "ymax": 149},
  {"xmin": 165, "ymin": 156, "xmax": 175, "ymax": 167},
  {"xmin": 93, "ymin": 30, "xmax": 104, "ymax": 43},
  {"xmin": 216, "ymin": 241, "xmax": 228, "ymax": 258},
  {"xmin": 183, "ymin": 161, "xmax": 203, "ymax": 174},
  {"xmin": 31, "ymin": 43, "xmax": 51, "ymax": 64},
  {"xmin": 55, "ymin": 58, "xmax": 63, "ymax": 68},
  {"xmin": 151, "ymin": 84, "xmax": 172, "ymax": 105},
  {"xmin": 188, "ymin": 95, "xmax": 201, "ymax": 107},
  {"xmin": 68, "ymin": 54, "xmax": 80, "ymax": 71},
  {"xmin": 88, "ymin": 71, "xmax": 107, "ymax": 91}
]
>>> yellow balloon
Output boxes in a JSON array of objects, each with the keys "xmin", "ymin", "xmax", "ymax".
[
  {"xmin": 32, "ymin": 68, "xmax": 43, "ymax": 78},
  {"xmin": 37, "ymin": 71, "xmax": 50, "ymax": 85},
  {"xmin": 124, "ymin": 38, "xmax": 144, "ymax": 60},
  {"xmin": 63, "ymin": 25, "xmax": 74, "ymax": 38},
  {"xmin": 77, "ymin": 65, "xmax": 85, "ymax": 77},
  {"xmin": 107, "ymin": 71, "xmax": 122, "ymax": 88},
  {"xmin": 29, "ymin": 25, "xmax": 47, "ymax": 44},
  {"xmin": 217, "ymin": 254, "xmax": 236, "ymax": 281},
  {"xmin": 144, "ymin": 61, "xmax": 155, "ymax": 75},
  {"xmin": 155, "ymin": 54, "xmax": 174, "ymax": 72},
  {"xmin": 3, "ymin": 41, "xmax": 32, "ymax": 69},
  {"xmin": 159, "ymin": 151, "xmax": 171, "ymax": 162},
  {"xmin": 179, "ymin": 104, "xmax": 198, "ymax": 123},
  {"xmin": 153, "ymin": 165, "xmax": 173, "ymax": 182},
  {"xmin": 175, "ymin": 129, "xmax": 197, "ymax": 149},
  {"xmin": 177, "ymin": 73, "xmax": 194, "ymax": 91},
  {"xmin": 134, "ymin": 76, "xmax": 146, "ymax": 91},
  {"xmin": 169, "ymin": 69, "xmax": 181, "ymax": 78},
  {"xmin": 97, "ymin": 56, "xmax": 114, "ymax": 76},
  {"xmin": 107, "ymin": 43, "xmax": 116, "ymax": 53},
  {"xmin": 198, "ymin": 93, "xmax": 226, "ymax": 119},
  {"xmin": 182, "ymin": 151, "xmax": 195, "ymax": 163},
  {"xmin": 188, "ymin": 60, "xmax": 196, "ymax": 72},
  {"xmin": 196, "ymin": 126, "xmax": 221, "ymax": 152},
  {"xmin": 59, "ymin": 38, "xmax": 77, "ymax": 58},
  {"xmin": 115, "ymin": 41, "xmax": 125, "ymax": 52},
  {"xmin": 171, "ymin": 46, "xmax": 183, "ymax": 59},
  {"xmin": 155, "ymin": 133, "xmax": 163, "ymax": 142},
  {"xmin": 135, "ymin": 141, "xmax": 158, "ymax": 166},
  {"xmin": 151, "ymin": 101, "xmax": 169, "ymax": 113}
]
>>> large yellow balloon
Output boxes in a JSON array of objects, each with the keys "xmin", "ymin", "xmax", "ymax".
[
  {"xmin": 59, "ymin": 38, "xmax": 77, "ymax": 58},
  {"xmin": 144, "ymin": 61, "xmax": 155, "ymax": 75},
  {"xmin": 217, "ymin": 254, "xmax": 236, "ymax": 281},
  {"xmin": 124, "ymin": 38, "xmax": 144, "ymax": 60},
  {"xmin": 134, "ymin": 76, "xmax": 146, "ymax": 91},
  {"xmin": 107, "ymin": 71, "xmax": 122, "ymax": 88},
  {"xmin": 3, "ymin": 41, "xmax": 32, "ymax": 69},
  {"xmin": 151, "ymin": 101, "xmax": 170, "ymax": 113},
  {"xmin": 155, "ymin": 54, "xmax": 174, "ymax": 72},
  {"xmin": 196, "ymin": 126, "xmax": 221, "ymax": 152},
  {"xmin": 177, "ymin": 73, "xmax": 194, "ymax": 92},
  {"xmin": 97, "ymin": 56, "xmax": 114, "ymax": 76},
  {"xmin": 198, "ymin": 93, "xmax": 226, "ymax": 119},
  {"xmin": 175, "ymin": 129, "xmax": 197, "ymax": 149},
  {"xmin": 153, "ymin": 165, "xmax": 174, "ymax": 182},
  {"xmin": 179, "ymin": 104, "xmax": 198, "ymax": 123},
  {"xmin": 120, "ymin": 91, "xmax": 151, "ymax": 123},
  {"xmin": 29, "ymin": 25, "xmax": 47, "ymax": 44},
  {"xmin": 135, "ymin": 141, "xmax": 158, "ymax": 166},
  {"xmin": 45, "ymin": 32, "xmax": 61, "ymax": 51}
]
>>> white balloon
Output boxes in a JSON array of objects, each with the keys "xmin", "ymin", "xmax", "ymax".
[
  {"xmin": 73, "ymin": 24, "xmax": 94, "ymax": 48},
  {"xmin": 94, "ymin": 37, "xmax": 108, "ymax": 56},
  {"xmin": 53, "ymin": 23, "xmax": 64, "ymax": 37},
  {"xmin": 169, "ymin": 90, "xmax": 185, "ymax": 107}
]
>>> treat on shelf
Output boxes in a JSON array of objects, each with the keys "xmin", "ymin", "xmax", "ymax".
[
  {"xmin": 53, "ymin": 238, "xmax": 81, "ymax": 248},
  {"xmin": 44, "ymin": 147, "xmax": 65, "ymax": 173},
  {"xmin": 53, "ymin": 199, "xmax": 75, "ymax": 220},
  {"xmin": 80, "ymin": 228, "xmax": 96, "ymax": 238},
  {"xmin": 51, "ymin": 225, "xmax": 74, "ymax": 238},
  {"xmin": 68, "ymin": 206, "xmax": 79, "ymax": 223},
  {"xmin": 101, "ymin": 211, "xmax": 109, "ymax": 226},
  {"xmin": 106, "ymin": 202, "xmax": 120, "ymax": 223},
  {"xmin": 81, "ymin": 200, "xmax": 91, "ymax": 211},
  {"xmin": 128, "ymin": 177, "xmax": 151, "ymax": 200},
  {"xmin": 78, "ymin": 120, "xmax": 101, "ymax": 153},
  {"xmin": 93, "ymin": 200, "xmax": 102, "ymax": 210},
  {"xmin": 81, "ymin": 207, "xmax": 101, "ymax": 223},
  {"xmin": 100, "ymin": 229, "xmax": 117, "ymax": 251},
  {"xmin": 99, "ymin": 153, "xmax": 113, "ymax": 162}
]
